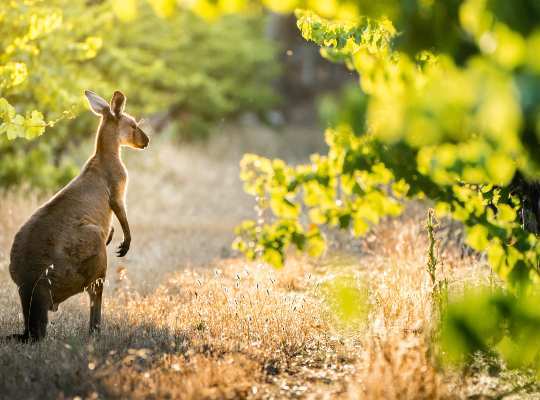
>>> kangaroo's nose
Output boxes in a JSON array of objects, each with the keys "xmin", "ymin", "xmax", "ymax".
[{"xmin": 142, "ymin": 136, "xmax": 150, "ymax": 148}]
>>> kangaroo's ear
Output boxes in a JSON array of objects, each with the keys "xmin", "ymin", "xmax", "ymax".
[
  {"xmin": 85, "ymin": 90, "xmax": 110, "ymax": 116},
  {"xmin": 110, "ymin": 91, "xmax": 126, "ymax": 116}
]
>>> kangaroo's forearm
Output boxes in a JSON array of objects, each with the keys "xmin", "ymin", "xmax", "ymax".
[{"xmin": 111, "ymin": 201, "xmax": 131, "ymax": 240}]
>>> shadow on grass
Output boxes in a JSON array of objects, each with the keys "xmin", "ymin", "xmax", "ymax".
[{"xmin": 0, "ymin": 320, "xmax": 194, "ymax": 400}]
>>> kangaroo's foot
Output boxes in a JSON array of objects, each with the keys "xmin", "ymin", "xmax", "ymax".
[{"xmin": 2, "ymin": 333, "xmax": 32, "ymax": 343}]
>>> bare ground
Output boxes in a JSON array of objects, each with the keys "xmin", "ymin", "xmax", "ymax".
[{"xmin": 0, "ymin": 123, "xmax": 539, "ymax": 399}]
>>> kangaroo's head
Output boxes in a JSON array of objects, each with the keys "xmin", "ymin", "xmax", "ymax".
[{"xmin": 85, "ymin": 90, "xmax": 150, "ymax": 150}]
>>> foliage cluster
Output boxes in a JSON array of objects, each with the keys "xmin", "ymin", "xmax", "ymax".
[
  {"xmin": 234, "ymin": 0, "xmax": 540, "ymax": 285},
  {"xmin": 441, "ymin": 287, "xmax": 540, "ymax": 374},
  {"xmin": 0, "ymin": 0, "xmax": 278, "ymax": 188},
  {"xmin": 229, "ymin": 0, "xmax": 540, "ymax": 371}
]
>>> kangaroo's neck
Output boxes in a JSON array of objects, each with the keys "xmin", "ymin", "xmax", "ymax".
[
  {"xmin": 90, "ymin": 116, "xmax": 127, "ymax": 187},
  {"xmin": 93, "ymin": 116, "xmax": 122, "ymax": 164}
]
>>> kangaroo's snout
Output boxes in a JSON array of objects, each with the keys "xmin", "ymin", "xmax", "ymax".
[
  {"xmin": 137, "ymin": 128, "xmax": 150, "ymax": 149},
  {"xmin": 138, "ymin": 129, "xmax": 150, "ymax": 149}
]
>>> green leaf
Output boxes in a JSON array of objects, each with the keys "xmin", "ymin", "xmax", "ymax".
[
  {"xmin": 263, "ymin": 248, "xmax": 284, "ymax": 269},
  {"xmin": 306, "ymin": 227, "xmax": 326, "ymax": 258},
  {"xmin": 466, "ymin": 225, "xmax": 490, "ymax": 251},
  {"xmin": 497, "ymin": 204, "xmax": 517, "ymax": 223}
]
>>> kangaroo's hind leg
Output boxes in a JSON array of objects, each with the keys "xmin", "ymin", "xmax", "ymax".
[
  {"xmin": 88, "ymin": 278, "xmax": 104, "ymax": 334},
  {"xmin": 60, "ymin": 223, "xmax": 107, "ymax": 335},
  {"xmin": 16, "ymin": 277, "xmax": 53, "ymax": 342},
  {"xmin": 85, "ymin": 246, "xmax": 107, "ymax": 335}
]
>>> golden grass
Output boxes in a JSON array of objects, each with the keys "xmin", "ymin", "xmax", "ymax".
[{"xmin": 0, "ymin": 125, "xmax": 538, "ymax": 399}]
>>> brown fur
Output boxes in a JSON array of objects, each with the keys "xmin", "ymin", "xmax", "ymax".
[{"xmin": 7, "ymin": 90, "xmax": 149, "ymax": 342}]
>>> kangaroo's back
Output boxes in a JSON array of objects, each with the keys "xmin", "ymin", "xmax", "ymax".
[{"xmin": 9, "ymin": 161, "xmax": 112, "ymax": 285}]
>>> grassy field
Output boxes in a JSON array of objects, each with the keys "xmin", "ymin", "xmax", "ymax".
[{"xmin": 0, "ymin": 123, "xmax": 538, "ymax": 399}]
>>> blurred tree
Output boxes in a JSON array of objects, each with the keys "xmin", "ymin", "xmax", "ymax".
[
  {"xmin": 0, "ymin": 0, "xmax": 279, "ymax": 188},
  {"xmin": 0, "ymin": 0, "xmax": 103, "ymax": 187},
  {"xmin": 267, "ymin": 13, "xmax": 354, "ymax": 120}
]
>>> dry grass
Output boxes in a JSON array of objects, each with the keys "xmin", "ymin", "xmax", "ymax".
[{"xmin": 0, "ymin": 123, "xmax": 538, "ymax": 399}]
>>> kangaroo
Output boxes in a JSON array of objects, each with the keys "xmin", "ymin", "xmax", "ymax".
[{"xmin": 7, "ymin": 90, "xmax": 149, "ymax": 342}]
